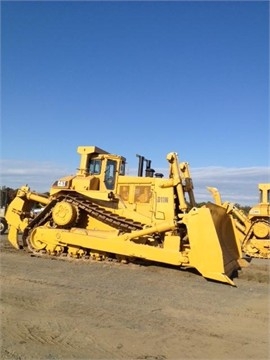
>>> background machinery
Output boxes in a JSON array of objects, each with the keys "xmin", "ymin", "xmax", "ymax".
[
  {"xmin": 5, "ymin": 146, "xmax": 244, "ymax": 285},
  {"xmin": 248, "ymin": 183, "xmax": 270, "ymax": 223},
  {"xmin": 207, "ymin": 184, "xmax": 270, "ymax": 259},
  {"xmin": 0, "ymin": 186, "xmax": 17, "ymax": 235}
]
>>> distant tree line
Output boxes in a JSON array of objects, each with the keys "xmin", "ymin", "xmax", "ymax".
[{"xmin": 0, "ymin": 187, "xmax": 17, "ymax": 207}]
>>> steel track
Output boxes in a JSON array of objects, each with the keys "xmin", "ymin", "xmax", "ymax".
[
  {"xmin": 242, "ymin": 219, "xmax": 270, "ymax": 259},
  {"xmin": 24, "ymin": 192, "xmax": 146, "ymax": 260}
]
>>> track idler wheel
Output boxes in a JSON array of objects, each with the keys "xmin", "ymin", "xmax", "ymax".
[
  {"xmin": 27, "ymin": 235, "xmax": 46, "ymax": 251},
  {"xmin": 52, "ymin": 201, "xmax": 79, "ymax": 227}
]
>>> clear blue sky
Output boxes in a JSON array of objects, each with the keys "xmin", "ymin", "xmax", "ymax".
[{"xmin": 1, "ymin": 1, "xmax": 269, "ymax": 205}]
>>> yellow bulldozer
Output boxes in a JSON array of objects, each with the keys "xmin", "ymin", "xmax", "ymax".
[
  {"xmin": 207, "ymin": 184, "xmax": 270, "ymax": 259},
  {"xmin": 5, "ymin": 146, "xmax": 245, "ymax": 286}
]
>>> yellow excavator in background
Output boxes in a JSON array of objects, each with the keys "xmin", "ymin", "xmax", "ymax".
[
  {"xmin": 5, "ymin": 145, "xmax": 245, "ymax": 286},
  {"xmin": 207, "ymin": 184, "xmax": 270, "ymax": 259}
]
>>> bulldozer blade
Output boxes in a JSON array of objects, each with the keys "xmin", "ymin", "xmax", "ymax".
[{"xmin": 184, "ymin": 205, "xmax": 242, "ymax": 285}]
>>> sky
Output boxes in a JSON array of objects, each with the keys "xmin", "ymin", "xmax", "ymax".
[{"xmin": 1, "ymin": 0, "xmax": 269, "ymax": 205}]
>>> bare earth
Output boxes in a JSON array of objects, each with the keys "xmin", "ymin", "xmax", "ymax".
[{"xmin": 0, "ymin": 235, "xmax": 269, "ymax": 360}]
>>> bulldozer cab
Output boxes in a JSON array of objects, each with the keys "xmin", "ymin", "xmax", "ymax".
[
  {"xmin": 88, "ymin": 157, "xmax": 118, "ymax": 191},
  {"xmin": 249, "ymin": 183, "xmax": 270, "ymax": 220},
  {"xmin": 51, "ymin": 146, "xmax": 126, "ymax": 195}
]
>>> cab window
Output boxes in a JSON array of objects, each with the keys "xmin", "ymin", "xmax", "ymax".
[
  {"xmin": 105, "ymin": 160, "xmax": 116, "ymax": 190},
  {"xmin": 89, "ymin": 159, "xmax": 101, "ymax": 175},
  {"xmin": 119, "ymin": 161, "xmax": 125, "ymax": 175}
]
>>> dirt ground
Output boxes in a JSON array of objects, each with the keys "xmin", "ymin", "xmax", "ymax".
[{"xmin": 0, "ymin": 235, "xmax": 269, "ymax": 360}]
